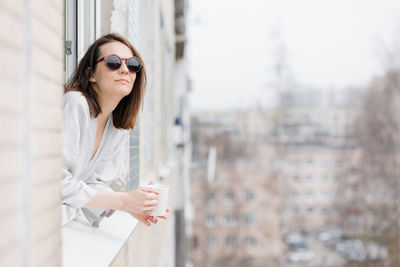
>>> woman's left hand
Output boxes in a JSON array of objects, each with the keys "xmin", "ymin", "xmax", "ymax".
[{"xmin": 129, "ymin": 207, "xmax": 170, "ymax": 226}]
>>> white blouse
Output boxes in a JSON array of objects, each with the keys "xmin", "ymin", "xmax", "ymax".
[{"xmin": 62, "ymin": 91, "xmax": 128, "ymax": 227}]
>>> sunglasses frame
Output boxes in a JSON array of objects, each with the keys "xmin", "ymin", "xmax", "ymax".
[{"xmin": 96, "ymin": 54, "xmax": 142, "ymax": 73}]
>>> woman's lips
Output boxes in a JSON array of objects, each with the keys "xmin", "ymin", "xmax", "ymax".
[{"xmin": 116, "ymin": 79, "xmax": 129, "ymax": 85}]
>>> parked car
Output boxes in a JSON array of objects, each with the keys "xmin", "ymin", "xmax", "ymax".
[
  {"xmin": 285, "ymin": 232, "xmax": 303, "ymax": 245},
  {"xmin": 318, "ymin": 225, "xmax": 344, "ymax": 247},
  {"xmin": 335, "ymin": 239, "xmax": 366, "ymax": 262},
  {"xmin": 364, "ymin": 241, "xmax": 388, "ymax": 261},
  {"xmin": 286, "ymin": 248, "xmax": 315, "ymax": 263},
  {"xmin": 335, "ymin": 239, "xmax": 388, "ymax": 262}
]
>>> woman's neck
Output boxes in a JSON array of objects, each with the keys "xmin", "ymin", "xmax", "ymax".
[{"xmin": 96, "ymin": 93, "xmax": 121, "ymax": 122}]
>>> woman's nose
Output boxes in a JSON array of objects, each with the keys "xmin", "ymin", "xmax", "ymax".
[{"xmin": 120, "ymin": 60, "xmax": 129, "ymax": 73}]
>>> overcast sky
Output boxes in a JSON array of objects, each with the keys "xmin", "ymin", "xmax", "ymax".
[{"xmin": 187, "ymin": 0, "xmax": 400, "ymax": 111}]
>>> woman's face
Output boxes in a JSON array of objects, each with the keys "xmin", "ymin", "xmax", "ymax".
[{"xmin": 89, "ymin": 41, "xmax": 136, "ymax": 101}]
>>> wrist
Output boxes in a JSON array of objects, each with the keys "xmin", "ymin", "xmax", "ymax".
[{"xmin": 117, "ymin": 192, "xmax": 129, "ymax": 211}]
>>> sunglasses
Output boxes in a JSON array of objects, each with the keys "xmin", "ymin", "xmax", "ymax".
[{"xmin": 96, "ymin": 54, "xmax": 142, "ymax": 73}]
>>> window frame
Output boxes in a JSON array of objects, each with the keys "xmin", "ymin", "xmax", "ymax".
[{"xmin": 62, "ymin": 1, "xmax": 143, "ymax": 266}]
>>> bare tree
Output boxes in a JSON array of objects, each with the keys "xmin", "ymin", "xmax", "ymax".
[{"xmin": 351, "ymin": 69, "xmax": 400, "ymax": 266}]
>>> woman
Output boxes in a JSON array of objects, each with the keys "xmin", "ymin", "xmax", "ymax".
[{"xmin": 62, "ymin": 33, "xmax": 168, "ymax": 227}]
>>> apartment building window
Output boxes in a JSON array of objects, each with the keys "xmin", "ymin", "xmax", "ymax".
[
  {"xmin": 336, "ymin": 191, "xmax": 344, "ymax": 200},
  {"xmin": 349, "ymin": 167, "xmax": 359, "ymax": 174},
  {"xmin": 320, "ymin": 192, "xmax": 329, "ymax": 202},
  {"xmin": 63, "ymin": 1, "xmax": 140, "ymax": 225},
  {"xmin": 224, "ymin": 212, "xmax": 238, "ymax": 227},
  {"xmin": 207, "ymin": 236, "xmax": 218, "ymax": 248},
  {"xmin": 279, "ymin": 159, "xmax": 286, "ymax": 168},
  {"xmin": 243, "ymin": 213, "xmax": 256, "ymax": 225},
  {"xmin": 320, "ymin": 159, "xmax": 329, "ymax": 168},
  {"xmin": 207, "ymin": 191, "xmax": 216, "ymax": 204},
  {"xmin": 225, "ymin": 191, "xmax": 235, "ymax": 204},
  {"xmin": 290, "ymin": 160, "xmax": 300, "ymax": 168},
  {"xmin": 205, "ymin": 214, "xmax": 217, "ymax": 227},
  {"xmin": 306, "ymin": 175, "xmax": 313, "ymax": 183},
  {"xmin": 243, "ymin": 236, "xmax": 256, "ymax": 247},
  {"xmin": 292, "ymin": 207, "xmax": 300, "ymax": 216},
  {"xmin": 225, "ymin": 235, "xmax": 236, "ymax": 247},
  {"xmin": 306, "ymin": 191, "xmax": 314, "ymax": 202},
  {"xmin": 321, "ymin": 207, "xmax": 329, "ymax": 215},
  {"xmin": 335, "ymin": 159, "xmax": 344, "ymax": 167},
  {"xmin": 245, "ymin": 191, "xmax": 255, "ymax": 202},
  {"xmin": 351, "ymin": 183, "xmax": 359, "ymax": 192},
  {"xmin": 321, "ymin": 174, "xmax": 329, "ymax": 183},
  {"xmin": 334, "ymin": 207, "xmax": 342, "ymax": 214},
  {"xmin": 291, "ymin": 192, "xmax": 300, "ymax": 202},
  {"xmin": 62, "ymin": 0, "xmax": 148, "ymax": 264},
  {"xmin": 306, "ymin": 158, "xmax": 314, "ymax": 167},
  {"xmin": 334, "ymin": 174, "xmax": 343, "ymax": 182},
  {"xmin": 351, "ymin": 199, "xmax": 359, "ymax": 206},
  {"xmin": 292, "ymin": 175, "xmax": 300, "ymax": 183},
  {"xmin": 307, "ymin": 207, "xmax": 314, "ymax": 214}
]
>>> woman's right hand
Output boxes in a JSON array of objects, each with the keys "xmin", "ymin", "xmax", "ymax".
[{"xmin": 122, "ymin": 186, "xmax": 159, "ymax": 215}]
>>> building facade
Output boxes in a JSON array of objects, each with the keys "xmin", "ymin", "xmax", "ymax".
[
  {"xmin": 277, "ymin": 89, "xmax": 364, "ymax": 234},
  {"xmin": 190, "ymin": 111, "xmax": 283, "ymax": 266},
  {"xmin": 189, "ymin": 89, "xmax": 365, "ymax": 265}
]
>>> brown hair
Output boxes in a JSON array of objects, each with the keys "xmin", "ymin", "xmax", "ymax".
[{"xmin": 65, "ymin": 33, "xmax": 147, "ymax": 130}]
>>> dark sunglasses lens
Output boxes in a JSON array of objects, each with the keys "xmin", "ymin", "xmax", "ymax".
[
  {"xmin": 127, "ymin": 57, "xmax": 141, "ymax": 72},
  {"xmin": 105, "ymin": 55, "xmax": 122, "ymax": 70}
]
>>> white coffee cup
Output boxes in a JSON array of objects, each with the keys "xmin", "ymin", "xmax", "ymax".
[{"xmin": 145, "ymin": 184, "xmax": 169, "ymax": 217}]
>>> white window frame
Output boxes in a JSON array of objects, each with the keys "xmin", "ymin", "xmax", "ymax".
[
  {"xmin": 62, "ymin": 0, "xmax": 79, "ymax": 226},
  {"xmin": 65, "ymin": 0, "xmax": 77, "ymax": 82},
  {"xmin": 76, "ymin": 0, "xmax": 97, "ymax": 61}
]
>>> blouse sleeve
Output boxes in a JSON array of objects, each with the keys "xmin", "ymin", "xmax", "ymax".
[{"xmin": 61, "ymin": 94, "xmax": 98, "ymax": 208}]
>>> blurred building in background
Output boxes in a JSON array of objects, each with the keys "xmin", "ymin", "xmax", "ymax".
[
  {"xmin": 188, "ymin": 88, "xmax": 374, "ymax": 266},
  {"xmin": 190, "ymin": 111, "xmax": 284, "ymax": 266},
  {"xmin": 277, "ymin": 89, "xmax": 364, "ymax": 235},
  {"xmin": 0, "ymin": 0, "xmax": 192, "ymax": 266}
]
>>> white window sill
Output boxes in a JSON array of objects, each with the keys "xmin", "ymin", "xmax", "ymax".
[{"xmin": 62, "ymin": 209, "xmax": 138, "ymax": 267}]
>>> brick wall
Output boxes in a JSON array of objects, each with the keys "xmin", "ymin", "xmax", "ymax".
[{"xmin": 0, "ymin": 0, "xmax": 64, "ymax": 266}]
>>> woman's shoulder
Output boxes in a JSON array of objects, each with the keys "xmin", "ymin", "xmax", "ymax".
[
  {"xmin": 64, "ymin": 89, "xmax": 86, "ymax": 105},
  {"xmin": 63, "ymin": 89, "xmax": 91, "ymax": 115}
]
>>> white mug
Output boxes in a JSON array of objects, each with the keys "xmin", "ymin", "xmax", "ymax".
[{"xmin": 145, "ymin": 184, "xmax": 169, "ymax": 217}]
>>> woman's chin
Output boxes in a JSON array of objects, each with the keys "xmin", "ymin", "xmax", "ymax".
[{"xmin": 115, "ymin": 85, "xmax": 133, "ymax": 97}]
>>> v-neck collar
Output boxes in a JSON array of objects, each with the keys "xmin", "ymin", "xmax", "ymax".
[{"xmin": 88, "ymin": 113, "xmax": 112, "ymax": 165}]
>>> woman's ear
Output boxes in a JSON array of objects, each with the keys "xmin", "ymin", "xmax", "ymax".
[{"xmin": 87, "ymin": 67, "xmax": 96, "ymax": 83}]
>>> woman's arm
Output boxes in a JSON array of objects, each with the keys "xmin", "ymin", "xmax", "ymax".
[
  {"xmin": 82, "ymin": 187, "xmax": 159, "ymax": 215},
  {"xmin": 82, "ymin": 191, "xmax": 127, "ymax": 210}
]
